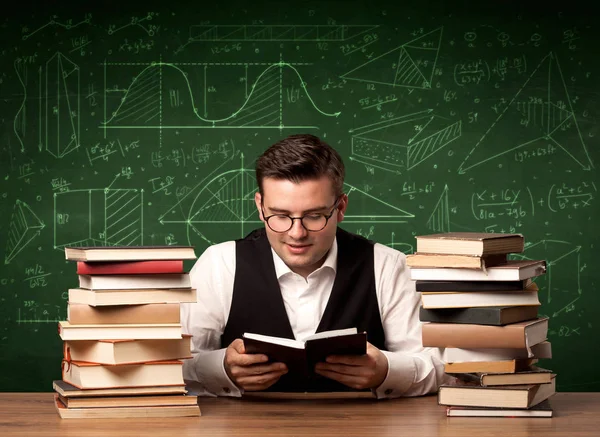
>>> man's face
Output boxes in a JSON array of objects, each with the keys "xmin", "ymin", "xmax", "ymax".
[{"xmin": 255, "ymin": 176, "xmax": 347, "ymax": 278}]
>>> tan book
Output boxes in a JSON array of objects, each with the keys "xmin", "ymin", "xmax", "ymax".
[
  {"xmin": 68, "ymin": 302, "xmax": 181, "ymax": 324},
  {"xmin": 421, "ymin": 284, "xmax": 540, "ymax": 309},
  {"xmin": 409, "ymin": 260, "xmax": 546, "ymax": 281},
  {"xmin": 451, "ymin": 366, "xmax": 554, "ymax": 386},
  {"xmin": 422, "ymin": 317, "xmax": 548, "ymax": 350},
  {"xmin": 58, "ymin": 321, "xmax": 183, "ymax": 341},
  {"xmin": 53, "ymin": 380, "xmax": 186, "ymax": 397},
  {"xmin": 445, "ymin": 358, "xmax": 538, "ymax": 374},
  {"xmin": 406, "ymin": 253, "xmax": 507, "ymax": 269},
  {"xmin": 416, "ymin": 232, "xmax": 524, "ymax": 256},
  {"xmin": 57, "ymin": 393, "xmax": 198, "ymax": 408},
  {"xmin": 62, "ymin": 360, "xmax": 185, "ymax": 389},
  {"xmin": 438, "ymin": 376, "xmax": 556, "ymax": 409},
  {"xmin": 78, "ymin": 273, "xmax": 191, "ymax": 290},
  {"xmin": 65, "ymin": 245, "xmax": 196, "ymax": 262},
  {"xmin": 55, "ymin": 394, "xmax": 200, "ymax": 418},
  {"xmin": 64, "ymin": 336, "xmax": 192, "ymax": 365},
  {"xmin": 68, "ymin": 287, "xmax": 197, "ymax": 306}
]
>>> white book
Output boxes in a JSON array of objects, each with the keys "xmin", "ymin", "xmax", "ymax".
[
  {"xmin": 421, "ymin": 287, "xmax": 540, "ymax": 309},
  {"xmin": 409, "ymin": 260, "xmax": 546, "ymax": 281},
  {"xmin": 58, "ymin": 321, "xmax": 183, "ymax": 340},
  {"xmin": 62, "ymin": 361, "xmax": 184, "ymax": 389},
  {"xmin": 78, "ymin": 273, "xmax": 191, "ymax": 290},
  {"xmin": 444, "ymin": 341, "xmax": 552, "ymax": 362}
]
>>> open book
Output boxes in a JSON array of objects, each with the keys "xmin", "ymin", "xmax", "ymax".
[{"xmin": 242, "ymin": 328, "xmax": 367, "ymax": 379}]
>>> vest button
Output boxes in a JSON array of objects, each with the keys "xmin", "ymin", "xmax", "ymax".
[
  {"xmin": 384, "ymin": 388, "xmax": 393, "ymax": 395},
  {"xmin": 223, "ymin": 387, "xmax": 231, "ymax": 394}
]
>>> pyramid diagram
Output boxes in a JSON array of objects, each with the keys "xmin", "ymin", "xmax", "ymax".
[
  {"xmin": 46, "ymin": 52, "xmax": 80, "ymax": 158},
  {"xmin": 427, "ymin": 185, "xmax": 450, "ymax": 232},
  {"xmin": 458, "ymin": 52, "xmax": 593, "ymax": 173},
  {"xmin": 5, "ymin": 200, "xmax": 45, "ymax": 264},
  {"xmin": 340, "ymin": 27, "xmax": 443, "ymax": 89}
]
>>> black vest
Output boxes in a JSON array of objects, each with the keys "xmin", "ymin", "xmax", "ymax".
[{"xmin": 221, "ymin": 227, "xmax": 386, "ymax": 392}]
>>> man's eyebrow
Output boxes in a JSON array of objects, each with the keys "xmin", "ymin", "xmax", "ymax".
[{"xmin": 266, "ymin": 204, "xmax": 330, "ymax": 214}]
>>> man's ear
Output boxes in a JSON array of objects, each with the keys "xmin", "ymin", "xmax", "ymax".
[
  {"xmin": 337, "ymin": 193, "xmax": 348, "ymax": 223},
  {"xmin": 255, "ymin": 192, "xmax": 264, "ymax": 221}
]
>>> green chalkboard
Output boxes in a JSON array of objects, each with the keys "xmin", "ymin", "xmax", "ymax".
[{"xmin": 0, "ymin": 0, "xmax": 598, "ymax": 391}]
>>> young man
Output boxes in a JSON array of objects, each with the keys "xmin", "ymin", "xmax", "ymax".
[{"xmin": 181, "ymin": 134, "xmax": 446, "ymax": 398}]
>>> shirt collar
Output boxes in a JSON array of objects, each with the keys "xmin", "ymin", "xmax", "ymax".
[{"xmin": 271, "ymin": 237, "xmax": 338, "ymax": 279}]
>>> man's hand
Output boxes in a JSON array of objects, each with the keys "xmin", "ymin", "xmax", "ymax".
[
  {"xmin": 224, "ymin": 339, "xmax": 288, "ymax": 391},
  {"xmin": 314, "ymin": 342, "xmax": 388, "ymax": 390}
]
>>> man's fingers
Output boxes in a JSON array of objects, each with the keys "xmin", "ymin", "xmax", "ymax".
[
  {"xmin": 238, "ymin": 369, "xmax": 288, "ymax": 391},
  {"xmin": 229, "ymin": 362, "xmax": 287, "ymax": 378},
  {"xmin": 314, "ymin": 368, "xmax": 368, "ymax": 390},
  {"xmin": 315, "ymin": 362, "xmax": 364, "ymax": 376},
  {"xmin": 231, "ymin": 352, "xmax": 270, "ymax": 366}
]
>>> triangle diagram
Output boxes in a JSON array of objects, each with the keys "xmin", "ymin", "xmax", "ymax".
[
  {"xmin": 189, "ymin": 169, "xmax": 258, "ymax": 223},
  {"xmin": 341, "ymin": 27, "xmax": 442, "ymax": 89},
  {"xmin": 459, "ymin": 52, "xmax": 593, "ymax": 173},
  {"xmin": 427, "ymin": 185, "xmax": 450, "ymax": 232},
  {"xmin": 5, "ymin": 200, "xmax": 45, "ymax": 264},
  {"xmin": 344, "ymin": 183, "xmax": 413, "ymax": 222}
]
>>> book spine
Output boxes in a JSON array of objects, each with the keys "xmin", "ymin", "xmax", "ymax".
[
  {"xmin": 76, "ymin": 260, "xmax": 184, "ymax": 275},
  {"xmin": 419, "ymin": 307, "xmax": 502, "ymax": 325},
  {"xmin": 422, "ymin": 322, "xmax": 528, "ymax": 348},
  {"xmin": 67, "ymin": 302, "xmax": 181, "ymax": 324}
]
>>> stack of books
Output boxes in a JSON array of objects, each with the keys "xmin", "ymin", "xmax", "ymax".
[
  {"xmin": 407, "ymin": 232, "xmax": 556, "ymax": 418},
  {"xmin": 53, "ymin": 245, "xmax": 200, "ymax": 419}
]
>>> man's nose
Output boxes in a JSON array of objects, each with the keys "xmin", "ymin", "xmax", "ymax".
[{"xmin": 287, "ymin": 218, "xmax": 308, "ymax": 239}]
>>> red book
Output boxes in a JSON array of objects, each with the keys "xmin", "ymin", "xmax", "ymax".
[{"xmin": 76, "ymin": 260, "xmax": 184, "ymax": 275}]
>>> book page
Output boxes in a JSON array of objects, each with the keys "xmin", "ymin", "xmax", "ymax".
[
  {"xmin": 243, "ymin": 332, "xmax": 304, "ymax": 349},
  {"xmin": 302, "ymin": 327, "xmax": 358, "ymax": 341}
]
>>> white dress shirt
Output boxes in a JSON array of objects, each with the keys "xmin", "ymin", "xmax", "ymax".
[{"xmin": 181, "ymin": 236, "xmax": 448, "ymax": 399}]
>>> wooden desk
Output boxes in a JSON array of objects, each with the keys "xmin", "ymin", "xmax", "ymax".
[{"xmin": 0, "ymin": 392, "xmax": 597, "ymax": 436}]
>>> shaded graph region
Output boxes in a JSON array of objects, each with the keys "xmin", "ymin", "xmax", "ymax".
[
  {"xmin": 103, "ymin": 61, "xmax": 340, "ymax": 130},
  {"xmin": 459, "ymin": 52, "xmax": 593, "ymax": 173},
  {"xmin": 341, "ymin": 27, "xmax": 443, "ymax": 89},
  {"xmin": 4, "ymin": 200, "xmax": 45, "ymax": 264},
  {"xmin": 427, "ymin": 185, "xmax": 450, "ymax": 232},
  {"xmin": 54, "ymin": 189, "xmax": 143, "ymax": 249}
]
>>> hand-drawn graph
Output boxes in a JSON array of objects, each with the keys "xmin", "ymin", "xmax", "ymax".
[
  {"xmin": 349, "ymin": 110, "xmax": 462, "ymax": 172},
  {"xmin": 458, "ymin": 52, "xmax": 594, "ymax": 173},
  {"xmin": 159, "ymin": 152, "xmax": 414, "ymax": 248},
  {"xmin": 54, "ymin": 188, "xmax": 143, "ymax": 249},
  {"xmin": 45, "ymin": 52, "xmax": 80, "ymax": 158},
  {"xmin": 4, "ymin": 200, "xmax": 45, "ymax": 264},
  {"xmin": 188, "ymin": 24, "xmax": 379, "ymax": 41},
  {"xmin": 427, "ymin": 184, "xmax": 450, "ymax": 232},
  {"xmin": 102, "ymin": 59, "xmax": 340, "ymax": 139},
  {"xmin": 340, "ymin": 27, "xmax": 443, "ymax": 89}
]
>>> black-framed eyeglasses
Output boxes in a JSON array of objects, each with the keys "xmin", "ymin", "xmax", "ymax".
[{"xmin": 261, "ymin": 197, "xmax": 342, "ymax": 233}]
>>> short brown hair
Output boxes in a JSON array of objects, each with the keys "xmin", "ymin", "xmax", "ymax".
[{"xmin": 255, "ymin": 134, "xmax": 345, "ymax": 197}]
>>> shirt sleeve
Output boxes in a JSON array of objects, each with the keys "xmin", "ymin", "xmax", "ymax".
[
  {"xmin": 372, "ymin": 244, "xmax": 452, "ymax": 399},
  {"xmin": 180, "ymin": 242, "xmax": 242, "ymax": 397}
]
